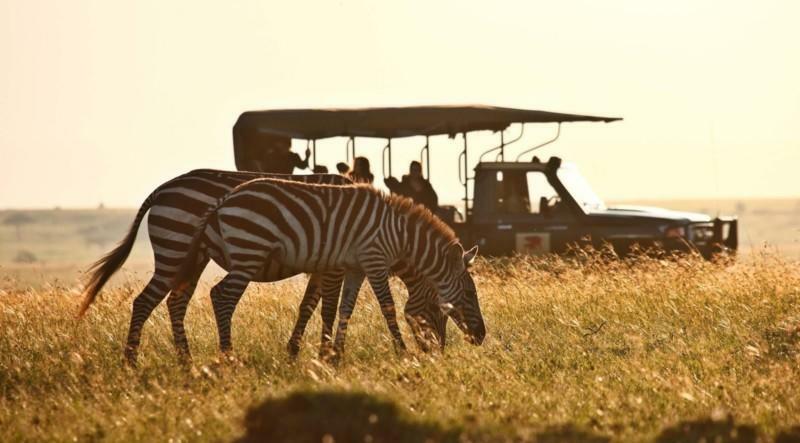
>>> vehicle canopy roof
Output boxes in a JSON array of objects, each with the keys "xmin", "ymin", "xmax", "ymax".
[{"xmin": 234, "ymin": 105, "xmax": 621, "ymax": 140}]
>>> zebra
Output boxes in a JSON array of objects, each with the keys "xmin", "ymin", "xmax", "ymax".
[
  {"xmin": 78, "ymin": 169, "xmax": 447, "ymax": 364},
  {"xmin": 171, "ymin": 178, "xmax": 486, "ymax": 361}
]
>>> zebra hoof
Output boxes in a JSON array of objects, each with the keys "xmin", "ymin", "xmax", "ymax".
[
  {"xmin": 394, "ymin": 341, "xmax": 408, "ymax": 355},
  {"xmin": 325, "ymin": 352, "xmax": 342, "ymax": 367},
  {"xmin": 415, "ymin": 338, "xmax": 432, "ymax": 354},
  {"xmin": 221, "ymin": 352, "xmax": 238, "ymax": 365},
  {"xmin": 176, "ymin": 352, "xmax": 193, "ymax": 368},
  {"xmin": 287, "ymin": 340, "xmax": 301, "ymax": 359},
  {"xmin": 123, "ymin": 348, "xmax": 138, "ymax": 368},
  {"xmin": 319, "ymin": 346, "xmax": 341, "ymax": 366}
]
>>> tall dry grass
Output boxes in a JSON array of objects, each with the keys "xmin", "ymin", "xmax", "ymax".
[{"xmin": 1, "ymin": 252, "xmax": 799, "ymax": 442}]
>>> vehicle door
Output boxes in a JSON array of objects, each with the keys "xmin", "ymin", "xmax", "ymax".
[{"xmin": 472, "ymin": 170, "xmax": 578, "ymax": 255}]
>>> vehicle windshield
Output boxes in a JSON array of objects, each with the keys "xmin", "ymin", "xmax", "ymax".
[{"xmin": 557, "ymin": 164, "xmax": 606, "ymax": 213}]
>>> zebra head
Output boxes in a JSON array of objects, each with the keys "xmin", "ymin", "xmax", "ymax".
[{"xmin": 438, "ymin": 244, "xmax": 486, "ymax": 345}]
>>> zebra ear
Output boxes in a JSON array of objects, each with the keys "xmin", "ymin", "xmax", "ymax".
[{"xmin": 463, "ymin": 245, "xmax": 478, "ymax": 267}]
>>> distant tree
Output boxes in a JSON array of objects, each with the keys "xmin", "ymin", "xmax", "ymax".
[
  {"xmin": 3, "ymin": 213, "xmax": 34, "ymax": 240},
  {"xmin": 13, "ymin": 249, "xmax": 37, "ymax": 264}
]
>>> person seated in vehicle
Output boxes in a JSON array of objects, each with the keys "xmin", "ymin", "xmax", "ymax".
[
  {"xmin": 238, "ymin": 132, "xmax": 311, "ymax": 174},
  {"xmin": 348, "ymin": 156, "xmax": 374, "ymax": 184},
  {"xmin": 504, "ymin": 187, "xmax": 530, "ymax": 214},
  {"xmin": 384, "ymin": 161, "xmax": 439, "ymax": 212},
  {"xmin": 500, "ymin": 172, "xmax": 530, "ymax": 214},
  {"xmin": 336, "ymin": 162, "xmax": 350, "ymax": 175}
]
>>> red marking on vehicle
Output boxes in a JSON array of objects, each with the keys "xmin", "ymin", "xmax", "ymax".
[{"xmin": 525, "ymin": 236, "xmax": 542, "ymax": 249}]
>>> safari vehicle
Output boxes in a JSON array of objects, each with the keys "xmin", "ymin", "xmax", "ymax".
[{"xmin": 233, "ymin": 105, "xmax": 738, "ymax": 258}]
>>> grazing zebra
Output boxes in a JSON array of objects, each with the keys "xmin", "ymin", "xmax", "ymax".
[
  {"xmin": 78, "ymin": 169, "xmax": 446, "ymax": 364},
  {"xmin": 172, "ymin": 178, "xmax": 486, "ymax": 360}
]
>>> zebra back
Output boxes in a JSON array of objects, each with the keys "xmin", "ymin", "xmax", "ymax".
[{"xmin": 81, "ymin": 169, "xmax": 351, "ymax": 314}]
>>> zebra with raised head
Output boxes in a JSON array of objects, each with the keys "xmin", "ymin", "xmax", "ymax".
[
  {"xmin": 172, "ymin": 178, "xmax": 486, "ymax": 359},
  {"xmin": 78, "ymin": 169, "xmax": 446, "ymax": 364}
]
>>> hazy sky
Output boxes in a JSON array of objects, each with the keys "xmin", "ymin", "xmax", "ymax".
[{"xmin": 1, "ymin": 1, "xmax": 798, "ymax": 209}]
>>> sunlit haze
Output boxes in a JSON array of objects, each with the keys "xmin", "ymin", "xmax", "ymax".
[{"xmin": 1, "ymin": 1, "xmax": 798, "ymax": 209}]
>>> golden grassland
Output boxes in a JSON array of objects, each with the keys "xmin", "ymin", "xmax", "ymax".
[{"xmin": 1, "ymin": 253, "xmax": 799, "ymax": 442}]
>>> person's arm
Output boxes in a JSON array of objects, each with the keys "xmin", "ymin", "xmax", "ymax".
[
  {"xmin": 384, "ymin": 176, "xmax": 402, "ymax": 194},
  {"xmin": 290, "ymin": 152, "xmax": 309, "ymax": 170},
  {"xmin": 396, "ymin": 177, "xmax": 416, "ymax": 197}
]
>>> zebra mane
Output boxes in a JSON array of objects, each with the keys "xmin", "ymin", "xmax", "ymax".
[
  {"xmin": 236, "ymin": 179, "xmax": 459, "ymax": 245},
  {"xmin": 378, "ymin": 188, "xmax": 459, "ymax": 246}
]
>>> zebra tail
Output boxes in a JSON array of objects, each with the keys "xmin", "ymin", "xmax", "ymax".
[
  {"xmin": 78, "ymin": 192, "xmax": 155, "ymax": 317},
  {"xmin": 171, "ymin": 199, "xmax": 220, "ymax": 292}
]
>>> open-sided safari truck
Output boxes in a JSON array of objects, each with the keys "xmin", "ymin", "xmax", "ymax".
[{"xmin": 233, "ymin": 105, "xmax": 738, "ymax": 259}]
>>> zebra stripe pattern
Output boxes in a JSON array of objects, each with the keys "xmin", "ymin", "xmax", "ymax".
[
  {"xmin": 79, "ymin": 169, "xmax": 445, "ymax": 364},
  {"xmin": 173, "ymin": 178, "xmax": 486, "ymax": 360}
]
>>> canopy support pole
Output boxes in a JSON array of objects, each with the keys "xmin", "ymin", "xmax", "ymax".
[
  {"xmin": 499, "ymin": 131, "xmax": 505, "ymax": 162},
  {"xmin": 346, "ymin": 137, "xmax": 356, "ymax": 164},
  {"xmin": 382, "ymin": 139, "xmax": 393, "ymax": 178},
  {"xmin": 477, "ymin": 124, "xmax": 525, "ymax": 163},
  {"xmin": 420, "ymin": 136, "xmax": 431, "ymax": 179},
  {"xmin": 309, "ymin": 140, "xmax": 316, "ymax": 170},
  {"xmin": 458, "ymin": 133, "xmax": 470, "ymax": 220},
  {"xmin": 515, "ymin": 123, "xmax": 561, "ymax": 161}
]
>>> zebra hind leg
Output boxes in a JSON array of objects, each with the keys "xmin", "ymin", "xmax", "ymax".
[
  {"xmin": 166, "ymin": 277, "xmax": 199, "ymax": 365},
  {"xmin": 125, "ymin": 275, "xmax": 171, "ymax": 366},
  {"xmin": 286, "ymin": 273, "xmax": 323, "ymax": 358},
  {"xmin": 209, "ymin": 270, "xmax": 253, "ymax": 357}
]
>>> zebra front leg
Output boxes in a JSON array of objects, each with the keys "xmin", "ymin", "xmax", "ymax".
[
  {"xmin": 395, "ymin": 265, "xmax": 448, "ymax": 352},
  {"xmin": 166, "ymin": 278, "xmax": 199, "ymax": 364},
  {"xmin": 334, "ymin": 266, "xmax": 406, "ymax": 360},
  {"xmin": 287, "ymin": 273, "xmax": 322, "ymax": 358},
  {"xmin": 404, "ymin": 298, "xmax": 448, "ymax": 352},
  {"xmin": 209, "ymin": 271, "xmax": 252, "ymax": 356},
  {"xmin": 329, "ymin": 271, "xmax": 364, "ymax": 363},
  {"xmin": 404, "ymin": 312, "xmax": 431, "ymax": 353},
  {"xmin": 125, "ymin": 275, "xmax": 171, "ymax": 365},
  {"xmin": 315, "ymin": 270, "xmax": 345, "ymax": 361},
  {"xmin": 369, "ymin": 274, "xmax": 407, "ymax": 355}
]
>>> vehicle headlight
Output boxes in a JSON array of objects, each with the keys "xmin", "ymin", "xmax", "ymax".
[{"xmin": 691, "ymin": 226, "xmax": 714, "ymax": 242}]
